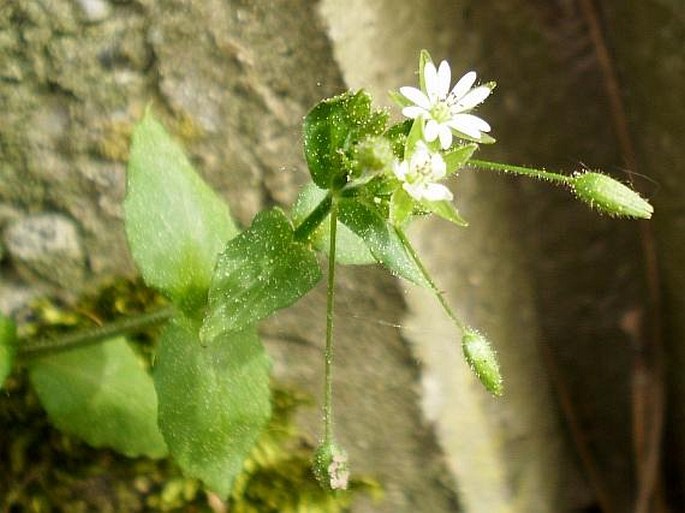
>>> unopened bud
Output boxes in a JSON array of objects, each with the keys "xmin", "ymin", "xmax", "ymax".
[
  {"xmin": 462, "ymin": 330, "xmax": 503, "ymax": 396},
  {"xmin": 352, "ymin": 136, "xmax": 394, "ymax": 177},
  {"xmin": 572, "ymin": 172, "xmax": 653, "ymax": 219},
  {"xmin": 312, "ymin": 441, "xmax": 350, "ymax": 491}
]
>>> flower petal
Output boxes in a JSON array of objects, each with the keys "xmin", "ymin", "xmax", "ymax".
[
  {"xmin": 402, "ymin": 182, "xmax": 424, "ymax": 201},
  {"xmin": 423, "ymin": 183, "xmax": 453, "ymax": 202},
  {"xmin": 448, "ymin": 114, "xmax": 491, "ymax": 138},
  {"xmin": 393, "ymin": 161, "xmax": 409, "ymax": 180},
  {"xmin": 400, "ymin": 86, "xmax": 431, "ymax": 109},
  {"xmin": 402, "ymin": 106, "xmax": 428, "ymax": 119},
  {"xmin": 455, "ymin": 85, "xmax": 492, "ymax": 110},
  {"xmin": 423, "ymin": 61, "xmax": 439, "ymax": 101},
  {"xmin": 436, "ymin": 60, "xmax": 451, "ymax": 99},
  {"xmin": 424, "ymin": 119, "xmax": 440, "ymax": 142},
  {"xmin": 450, "ymin": 71, "xmax": 477, "ymax": 100},
  {"xmin": 438, "ymin": 125, "xmax": 453, "ymax": 150},
  {"xmin": 429, "ymin": 154, "xmax": 447, "ymax": 178}
]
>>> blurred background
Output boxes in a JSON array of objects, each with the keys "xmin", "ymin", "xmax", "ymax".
[{"xmin": 1, "ymin": 1, "xmax": 683, "ymax": 511}]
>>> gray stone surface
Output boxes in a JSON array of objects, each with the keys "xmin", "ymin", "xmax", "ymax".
[
  {"xmin": 4, "ymin": 213, "xmax": 85, "ymax": 289},
  {"xmin": 1, "ymin": 0, "xmax": 461, "ymax": 510}
]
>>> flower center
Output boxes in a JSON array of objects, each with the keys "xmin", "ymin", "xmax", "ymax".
[
  {"xmin": 408, "ymin": 158, "xmax": 437, "ymax": 184},
  {"xmin": 429, "ymin": 101, "xmax": 452, "ymax": 123}
]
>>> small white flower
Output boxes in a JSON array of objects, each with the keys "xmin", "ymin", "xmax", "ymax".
[
  {"xmin": 393, "ymin": 142, "xmax": 453, "ymax": 202},
  {"xmin": 400, "ymin": 60, "xmax": 492, "ymax": 149}
]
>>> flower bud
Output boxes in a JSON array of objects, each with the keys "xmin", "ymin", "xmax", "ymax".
[
  {"xmin": 572, "ymin": 172, "xmax": 653, "ymax": 219},
  {"xmin": 462, "ymin": 330, "xmax": 503, "ymax": 396},
  {"xmin": 352, "ymin": 136, "xmax": 395, "ymax": 177},
  {"xmin": 312, "ymin": 440, "xmax": 350, "ymax": 491}
]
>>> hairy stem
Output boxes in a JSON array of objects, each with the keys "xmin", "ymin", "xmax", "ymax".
[
  {"xmin": 395, "ymin": 227, "xmax": 466, "ymax": 332},
  {"xmin": 18, "ymin": 306, "xmax": 176, "ymax": 358},
  {"xmin": 293, "ymin": 192, "xmax": 333, "ymax": 242},
  {"xmin": 468, "ymin": 159, "xmax": 571, "ymax": 185},
  {"xmin": 323, "ymin": 198, "xmax": 339, "ymax": 443}
]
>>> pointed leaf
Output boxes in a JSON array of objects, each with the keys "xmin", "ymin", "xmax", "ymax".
[
  {"xmin": 444, "ymin": 143, "xmax": 478, "ymax": 175},
  {"xmin": 29, "ymin": 337, "xmax": 167, "ymax": 458},
  {"xmin": 201, "ymin": 208, "xmax": 321, "ymax": 342},
  {"xmin": 154, "ymin": 316, "xmax": 271, "ymax": 498},
  {"xmin": 421, "ymin": 199, "xmax": 468, "ymax": 227},
  {"xmin": 125, "ymin": 112, "xmax": 239, "ymax": 309},
  {"xmin": 291, "ymin": 183, "xmax": 375, "ymax": 265},
  {"xmin": 384, "ymin": 119, "xmax": 412, "ymax": 158},
  {"xmin": 338, "ymin": 198, "xmax": 428, "ymax": 287},
  {"xmin": 0, "ymin": 314, "xmax": 17, "ymax": 389}
]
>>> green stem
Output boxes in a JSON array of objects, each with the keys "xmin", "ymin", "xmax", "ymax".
[
  {"xmin": 293, "ymin": 192, "xmax": 333, "ymax": 242},
  {"xmin": 323, "ymin": 198, "xmax": 338, "ymax": 444},
  {"xmin": 468, "ymin": 159, "xmax": 571, "ymax": 185},
  {"xmin": 18, "ymin": 306, "xmax": 176, "ymax": 358},
  {"xmin": 395, "ymin": 228, "xmax": 466, "ymax": 333}
]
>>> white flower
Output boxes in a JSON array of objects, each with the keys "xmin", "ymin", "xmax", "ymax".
[
  {"xmin": 400, "ymin": 60, "xmax": 492, "ymax": 149},
  {"xmin": 393, "ymin": 142, "xmax": 453, "ymax": 202}
]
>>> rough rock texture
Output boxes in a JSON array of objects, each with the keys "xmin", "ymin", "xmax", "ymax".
[{"xmin": 1, "ymin": 0, "xmax": 459, "ymax": 511}]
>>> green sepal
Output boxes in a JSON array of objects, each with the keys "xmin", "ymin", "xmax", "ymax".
[
  {"xmin": 303, "ymin": 90, "xmax": 388, "ymax": 190},
  {"xmin": 154, "ymin": 316, "xmax": 271, "ymax": 498},
  {"xmin": 200, "ymin": 208, "xmax": 321, "ymax": 342},
  {"xmin": 291, "ymin": 183, "xmax": 375, "ymax": 265},
  {"xmin": 125, "ymin": 111, "xmax": 239, "ymax": 312},
  {"xmin": 29, "ymin": 337, "xmax": 168, "ymax": 458},
  {"xmin": 388, "ymin": 89, "xmax": 412, "ymax": 110},
  {"xmin": 418, "ymin": 49, "xmax": 433, "ymax": 92},
  {"xmin": 389, "ymin": 187, "xmax": 415, "ymax": 227},
  {"xmin": 444, "ymin": 143, "xmax": 478, "ymax": 175},
  {"xmin": 312, "ymin": 440, "xmax": 350, "ymax": 491},
  {"xmin": 455, "ymin": 131, "xmax": 496, "ymax": 145},
  {"xmin": 0, "ymin": 314, "xmax": 17, "ymax": 389},
  {"xmin": 405, "ymin": 117, "xmax": 425, "ymax": 156},
  {"xmin": 338, "ymin": 198, "xmax": 428, "ymax": 287},
  {"xmin": 420, "ymin": 199, "xmax": 468, "ymax": 227}
]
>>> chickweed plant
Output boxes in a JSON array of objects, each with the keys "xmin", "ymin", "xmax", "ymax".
[{"xmin": 0, "ymin": 51, "xmax": 652, "ymax": 497}]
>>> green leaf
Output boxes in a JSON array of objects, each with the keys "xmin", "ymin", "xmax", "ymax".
[
  {"xmin": 28, "ymin": 337, "xmax": 167, "ymax": 458},
  {"xmin": 303, "ymin": 90, "xmax": 388, "ymax": 190},
  {"xmin": 0, "ymin": 314, "xmax": 17, "ymax": 389},
  {"xmin": 444, "ymin": 143, "xmax": 478, "ymax": 175},
  {"xmin": 201, "ymin": 208, "xmax": 321, "ymax": 342},
  {"xmin": 421, "ymin": 199, "xmax": 468, "ymax": 227},
  {"xmin": 125, "ymin": 111, "xmax": 239, "ymax": 310},
  {"xmin": 338, "ymin": 198, "xmax": 428, "ymax": 287},
  {"xmin": 384, "ymin": 119, "xmax": 412, "ymax": 158},
  {"xmin": 154, "ymin": 316, "xmax": 271, "ymax": 498},
  {"xmin": 292, "ymin": 183, "xmax": 375, "ymax": 265}
]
